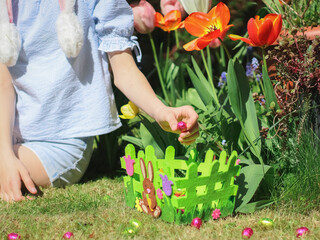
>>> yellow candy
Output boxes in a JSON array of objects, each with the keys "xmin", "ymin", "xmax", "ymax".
[{"xmin": 259, "ymin": 218, "xmax": 274, "ymax": 228}]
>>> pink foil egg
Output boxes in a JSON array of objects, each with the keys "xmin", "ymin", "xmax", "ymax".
[
  {"xmin": 242, "ymin": 227, "xmax": 253, "ymax": 239},
  {"xmin": 63, "ymin": 232, "xmax": 74, "ymax": 239},
  {"xmin": 296, "ymin": 227, "xmax": 309, "ymax": 238},
  {"xmin": 7, "ymin": 233, "xmax": 21, "ymax": 240},
  {"xmin": 191, "ymin": 217, "xmax": 202, "ymax": 229},
  {"xmin": 177, "ymin": 121, "xmax": 187, "ymax": 131}
]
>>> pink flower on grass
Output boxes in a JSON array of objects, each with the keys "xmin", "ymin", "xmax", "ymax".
[{"xmin": 212, "ymin": 209, "xmax": 221, "ymax": 220}]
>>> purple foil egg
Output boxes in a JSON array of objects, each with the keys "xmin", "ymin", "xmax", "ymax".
[
  {"xmin": 191, "ymin": 217, "xmax": 202, "ymax": 229},
  {"xmin": 242, "ymin": 227, "xmax": 253, "ymax": 239},
  {"xmin": 177, "ymin": 121, "xmax": 187, "ymax": 131},
  {"xmin": 63, "ymin": 232, "xmax": 74, "ymax": 239},
  {"xmin": 7, "ymin": 233, "xmax": 21, "ymax": 240},
  {"xmin": 296, "ymin": 227, "xmax": 309, "ymax": 238}
]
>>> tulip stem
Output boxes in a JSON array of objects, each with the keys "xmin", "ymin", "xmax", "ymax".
[
  {"xmin": 148, "ymin": 33, "xmax": 169, "ymax": 102},
  {"xmin": 261, "ymin": 48, "xmax": 268, "ymax": 72},
  {"xmin": 200, "ymin": 49, "xmax": 213, "ymax": 84},
  {"xmin": 200, "ymin": 49, "xmax": 220, "ymax": 107},
  {"xmin": 175, "ymin": 30, "xmax": 180, "ymax": 49},
  {"xmin": 218, "ymin": 38, "xmax": 231, "ymax": 60},
  {"xmin": 206, "ymin": 46, "xmax": 212, "ymax": 80}
]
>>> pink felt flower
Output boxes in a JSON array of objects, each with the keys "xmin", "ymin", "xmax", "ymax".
[
  {"xmin": 236, "ymin": 159, "xmax": 241, "ymax": 165},
  {"xmin": 157, "ymin": 189, "xmax": 163, "ymax": 199},
  {"xmin": 212, "ymin": 208, "xmax": 221, "ymax": 220},
  {"xmin": 124, "ymin": 155, "xmax": 135, "ymax": 176}
]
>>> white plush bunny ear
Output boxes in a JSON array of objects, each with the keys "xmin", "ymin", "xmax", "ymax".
[
  {"xmin": 56, "ymin": 0, "xmax": 83, "ymax": 58},
  {"xmin": 0, "ymin": 0, "xmax": 21, "ymax": 66}
]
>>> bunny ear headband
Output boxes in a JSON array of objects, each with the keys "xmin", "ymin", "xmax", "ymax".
[{"xmin": 0, "ymin": 0, "xmax": 83, "ymax": 67}]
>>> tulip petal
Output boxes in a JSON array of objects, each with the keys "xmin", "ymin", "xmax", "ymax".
[
  {"xmin": 266, "ymin": 14, "xmax": 282, "ymax": 45},
  {"xmin": 183, "ymin": 38, "xmax": 201, "ymax": 51},
  {"xmin": 258, "ymin": 18, "xmax": 274, "ymax": 45},
  {"xmin": 185, "ymin": 12, "xmax": 212, "ymax": 37},
  {"xmin": 155, "ymin": 12, "xmax": 168, "ymax": 31},
  {"xmin": 164, "ymin": 10, "xmax": 182, "ymax": 31},
  {"xmin": 197, "ymin": 30, "xmax": 221, "ymax": 49},
  {"xmin": 228, "ymin": 34, "xmax": 254, "ymax": 46},
  {"xmin": 247, "ymin": 17, "xmax": 262, "ymax": 46},
  {"xmin": 164, "ymin": 10, "xmax": 181, "ymax": 23},
  {"xmin": 119, "ymin": 101, "xmax": 139, "ymax": 119},
  {"xmin": 128, "ymin": 101, "xmax": 139, "ymax": 114},
  {"xmin": 209, "ymin": 2, "xmax": 230, "ymax": 29}
]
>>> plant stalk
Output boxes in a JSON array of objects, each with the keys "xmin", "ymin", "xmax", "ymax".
[{"xmin": 148, "ymin": 33, "xmax": 169, "ymax": 102}]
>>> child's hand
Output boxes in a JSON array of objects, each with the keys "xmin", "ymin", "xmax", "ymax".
[
  {"xmin": 0, "ymin": 152, "xmax": 37, "ymax": 202},
  {"xmin": 154, "ymin": 106, "xmax": 199, "ymax": 145}
]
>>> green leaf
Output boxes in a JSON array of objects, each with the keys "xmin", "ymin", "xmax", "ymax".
[
  {"xmin": 227, "ymin": 60, "xmax": 245, "ymax": 122},
  {"xmin": 140, "ymin": 123, "xmax": 164, "ymax": 158},
  {"xmin": 191, "ymin": 56, "xmax": 219, "ymax": 106},
  {"xmin": 121, "ymin": 136, "xmax": 143, "ymax": 148},
  {"xmin": 186, "ymin": 64, "xmax": 213, "ymax": 105},
  {"xmin": 237, "ymin": 199, "xmax": 274, "ymax": 213},
  {"xmin": 191, "ymin": 57, "xmax": 214, "ymax": 97},
  {"xmin": 235, "ymin": 164, "xmax": 273, "ymax": 212},
  {"xmin": 140, "ymin": 115, "xmax": 167, "ymax": 152},
  {"xmin": 227, "ymin": 59, "xmax": 262, "ymax": 161},
  {"xmin": 262, "ymin": 65, "xmax": 280, "ymax": 110},
  {"xmin": 186, "ymin": 88, "xmax": 207, "ymax": 111}
]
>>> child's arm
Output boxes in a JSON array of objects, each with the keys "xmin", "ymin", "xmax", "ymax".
[
  {"xmin": 0, "ymin": 63, "xmax": 37, "ymax": 201},
  {"xmin": 108, "ymin": 49, "xmax": 199, "ymax": 145}
]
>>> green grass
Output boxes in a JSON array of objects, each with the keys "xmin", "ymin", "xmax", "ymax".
[
  {"xmin": 1, "ymin": 177, "xmax": 319, "ymax": 240},
  {"xmin": 265, "ymin": 123, "xmax": 320, "ymax": 213}
]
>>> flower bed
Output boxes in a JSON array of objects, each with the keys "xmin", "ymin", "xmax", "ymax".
[{"xmin": 120, "ymin": 144, "xmax": 241, "ymax": 224}]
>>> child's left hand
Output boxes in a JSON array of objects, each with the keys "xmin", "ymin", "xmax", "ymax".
[{"xmin": 154, "ymin": 106, "xmax": 199, "ymax": 145}]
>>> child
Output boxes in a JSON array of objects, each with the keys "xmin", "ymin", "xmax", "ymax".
[{"xmin": 0, "ymin": 0, "xmax": 199, "ymax": 202}]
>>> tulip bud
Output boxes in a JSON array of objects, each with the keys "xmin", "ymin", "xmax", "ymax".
[
  {"xmin": 178, "ymin": 0, "xmax": 212, "ymax": 14},
  {"xmin": 160, "ymin": 0, "xmax": 186, "ymax": 18},
  {"xmin": 131, "ymin": 0, "xmax": 156, "ymax": 34}
]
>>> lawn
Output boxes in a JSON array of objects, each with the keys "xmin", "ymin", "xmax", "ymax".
[{"xmin": 1, "ymin": 177, "xmax": 319, "ymax": 240}]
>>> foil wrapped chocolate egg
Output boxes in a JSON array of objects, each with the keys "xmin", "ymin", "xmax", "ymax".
[
  {"xmin": 296, "ymin": 227, "xmax": 309, "ymax": 238},
  {"xmin": 124, "ymin": 227, "xmax": 136, "ymax": 235},
  {"xmin": 7, "ymin": 233, "xmax": 21, "ymax": 240},
  {"xmin": 259, "ymin": 218, "xmax": 274, "ymax": 228},
  {"xmin": 129, "ymin": 219, "xmax": 142, "ymax": 230},
  {"xmin": 242, "ymin": 227, "xmax": 253, "ymax": 239},
  {"xmin": 191, "ymin": 217, "xmax": 202, "ymax": 229},
  {"xmin": 63, "ymin": 232, "xmax": 74, "ymax": 239},
  {"xmin": 177, "ymin": 121, "xmax": 187, "ymax": 131}
]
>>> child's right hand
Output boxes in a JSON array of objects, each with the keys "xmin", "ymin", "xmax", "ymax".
[{"xmin": 0, "ymin": 152, "xmax": 37, "ymax": 202}]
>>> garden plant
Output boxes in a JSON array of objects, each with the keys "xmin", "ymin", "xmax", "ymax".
[{"xmin": 1, "ymin": 0, "xmax": 319, "ymax": 239}]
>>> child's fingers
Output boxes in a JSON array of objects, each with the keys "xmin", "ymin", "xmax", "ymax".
[
  {"xmin": 178, "ymin": 126, "xmax": 199, "ymax": 143},
  {"xmin": 179, "ymin": 138, "xmax": 197, "ymax": 145},
  {"xmin": 178, "ymin": 131, "xmax": 199, "ymax": 143},
  {"xmin": 19, "ymin": 166, "xmax": 37, "ymax": 195},
  {"xmin": 179, "ymin": 106, "xmax": 198, "ymax": 130},
  {"xmin": 12, "ymin": 187, "xmax": 25, "ymax": 202}
]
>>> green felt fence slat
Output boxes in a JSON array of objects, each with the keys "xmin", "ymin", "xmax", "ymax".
[{"xmin": 121, "ymin": 144, "xmax": 240, "ymax": 224}]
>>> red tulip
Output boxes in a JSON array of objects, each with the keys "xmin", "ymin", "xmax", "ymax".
[
  {"xmin": 155, "ymin": 10, "xmax": 184, "ymax": 32},
  {"xmin": 131, "ymin": 0, "xmax": 156, "ymax": 34},
  {"xmin": 160, "ymin": 0, "xmax": 186, "ymax": 18},
  {"xmin": 183, "ymin": 2, "xmax": 233, "ymax": 51},
  {"xmin": 229, "ymin": 14, "xmax": 282, "ymax": 48}
]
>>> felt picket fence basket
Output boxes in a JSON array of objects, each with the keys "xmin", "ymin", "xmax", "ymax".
[{"xmin": 120, "ymin": 144, "xmax": 241, "ymax": 224}]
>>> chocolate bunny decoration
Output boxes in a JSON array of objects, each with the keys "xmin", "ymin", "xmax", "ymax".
[{"xmin": 139, "ymin": 158, "xmax": 161, "ymax": 218}]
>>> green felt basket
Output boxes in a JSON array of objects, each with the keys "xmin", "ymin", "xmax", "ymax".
[{"xmin": 120, "ymin": 144, "xmax": 241, "ymax": 224}]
